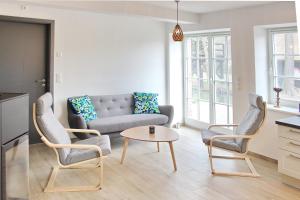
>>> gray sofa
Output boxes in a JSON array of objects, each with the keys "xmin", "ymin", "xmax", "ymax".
[{"xmin": 67, "ymin": 94, "xmax": 174, "ymax": 139}]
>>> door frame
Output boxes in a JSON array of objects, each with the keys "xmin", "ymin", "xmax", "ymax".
[{"xmin": 0, "ymin": 15, "xmax": 55, "ymax": 96}]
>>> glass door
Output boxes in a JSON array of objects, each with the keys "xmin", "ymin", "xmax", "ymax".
[{"xmin": 184, "ymin": 32, "xmax": 232, "ymax": 125}]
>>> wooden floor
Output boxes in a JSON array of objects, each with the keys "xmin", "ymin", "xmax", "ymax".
[{"xmin": 29, "ymin": 127, "xmax": 300, "ymax": 200}]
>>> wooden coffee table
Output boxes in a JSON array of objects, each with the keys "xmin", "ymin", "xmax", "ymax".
[{"xmin": 120, "ymin": 126, "xmax": 179, "ymax": 171}]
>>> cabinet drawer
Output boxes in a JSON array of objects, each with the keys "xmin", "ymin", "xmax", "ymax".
[
  {"xmin": 279, "ymin": 149, "xmax": 300, "ymax": 179},
  {"xmin": 278, "ymin": 125, "xmax": 300, "ymax": 142},
  {"xmin": 279, "ymin": 137, "xmax": 300, "ymax": 155}
]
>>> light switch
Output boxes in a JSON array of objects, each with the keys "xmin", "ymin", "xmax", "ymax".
[
  {"xmin": 55, "ymin": 73, "xmax": 62, "ymax": 84},
  {"xmin": 56, "ymin": 52, "xmax": 63, "ymax": 57}
]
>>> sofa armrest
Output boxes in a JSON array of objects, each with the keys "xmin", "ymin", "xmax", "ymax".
[
  {"xmin": 67, "ymin": 103, "xmax": 92, "ymax": 139},
  {"xmin": 159, "ymin": 105, "xmax": 174, "ymax": 127}
]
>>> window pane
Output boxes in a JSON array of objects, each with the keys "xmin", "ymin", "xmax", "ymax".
[
  {"xmin": 273, "ymin": 33, "xmax": 285, "ymax": 54},
  {"xmin": 229, "ymin": 106, "xmax": 233, "ymax": 124},
  {"xmin": 227, "ymin": 36, "xmax": 231, "ymax": 59},
  {"xmin": 186, "ymin": 99, "xmax": 199, "ymax": 120},
  {"xmin": 274, "ymin": 77, "xmax": 300, "ymax": 100},
  {"xmin": 229, "ymin": 82, "xmax": 232, "ymax": 105},
  {"xmin": 215, "ymin": 104, "xmax": 228, "ymax": 124},
  {"xmin": 274, "ymin": 55, "xmax": 300, "ymax": 78},
  {"xmin": 285, "ymin": 32, "xmax": 298, "ymax": 55},
  {"xmin": 200, "ymin": 79, "xmax": 209, "ymax": 91},
  {"xmin": 215, "ymin": 81, "xmax": 228, "ymax": 104},
  {"xmin": 186, "ymin": 79, "xmax": 199, "ymax": 100},
  {"xmin": 198, "ymin": 37, "xmax": 209, "ymax": 58},
  {"xmin": 293, "ymin": 32, "xmax": 299, "ymax": 55},
  {"xmin": 273, "ymin": 55, "xmax": 285, "ymax": 76},
  {"xmin": 213, "ymin": 36, "xmax": 226, "ymax": 59},
  {"xmin": 199, "ymin": 101, "xmax": 210, "ymax": 123},
  {"xmin": 199, "ymin": 59, "xmax": 209, "ymax": 79},
  {"xmin": 214, "ymin": 59, "xmax": 227, "ymax": 81},
  {"xmin": 228, "ymin": 60, "xmax": 232, "ymax": 82},
  {"xmin": 186, "ymin": 58, "xmax": 198, "ymax": 78},
  {"xmin": 191, "ymin": 38, "xmax": 197, "ymax": 58}
]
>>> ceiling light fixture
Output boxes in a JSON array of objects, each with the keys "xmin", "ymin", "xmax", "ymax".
[{"xmin": 172, "ymin": 0, "xmax": 184, "ymax": 42}]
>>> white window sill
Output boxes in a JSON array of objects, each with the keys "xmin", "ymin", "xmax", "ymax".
[{"xmin": 267, "ymin": 104, "xmax": 300, "ymax": 115}]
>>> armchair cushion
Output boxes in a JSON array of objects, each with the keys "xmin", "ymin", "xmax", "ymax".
[
  {"xmin": 36, "ymin": 93, "xmax": 71, "ymax": 163},
  {"xmin": 64, "ymin": 135, "xmax": 111, "ymax": 165},
  {"xmin": 235, "ymin": 93, "xmax": 265, "ymax": 152},
  {"xmin": 201, "ymin": 129, "xmax": 241, "ymax": 153}
]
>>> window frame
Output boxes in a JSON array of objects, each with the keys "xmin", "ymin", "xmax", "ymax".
[
  {"xmin": 268, "ymin": 27, "xmax": 299, "ymax": 108},
  {"xmin": 183, "ymin": 31, "xmax": 232, "ymax": 125}
]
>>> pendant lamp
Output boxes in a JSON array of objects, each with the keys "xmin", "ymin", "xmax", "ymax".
[{"xmin": 172, "ymin": 0, "xmax": 184, "ymax": 41}]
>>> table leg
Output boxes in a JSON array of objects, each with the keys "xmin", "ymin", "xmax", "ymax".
[
  {"xmin": 157, "ymin": 142, "xmax": 160, "ymax": 152},
  {"xmin": 168, "ymin": 141, "xmax": 177, "ymax": 171},
  {"xmin": 120, "ymin": 137, "xmax": 129, "ymax": 164}
]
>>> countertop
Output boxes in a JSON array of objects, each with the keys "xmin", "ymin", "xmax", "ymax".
[
  {"xmin": 0, "ymin": 93, "xmax": 28, "ymax": 103},
  {"xmin": 276, "ymin": 116, "xmax": 300, "ymax": 129}
]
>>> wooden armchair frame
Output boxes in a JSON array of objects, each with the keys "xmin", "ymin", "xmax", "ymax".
[
  {"xmin": 33, "ymin": 103, "xmax": 106, "ymax": 192},
  {"xmin": 206, "ymin": 103, "xmax": 266, "ymax": 178}
]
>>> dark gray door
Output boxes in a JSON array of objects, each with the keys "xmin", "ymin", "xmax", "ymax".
[{"xmin": 0, "ymin": 21, "xmax": 48, "ymax": 144}]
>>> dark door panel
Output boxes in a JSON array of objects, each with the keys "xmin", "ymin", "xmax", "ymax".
[{"xmin": 0, "ymin": 21, "xmax": 48, "ymax": 143}]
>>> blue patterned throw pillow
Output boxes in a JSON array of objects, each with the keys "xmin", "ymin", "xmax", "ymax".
[
  {"xmin": 68, "ymin": 95, "xmax": 97, "ymax": 122},
  {"xmin": 133, "ymin": 92, "xmax": 160, "ymax": 114}
]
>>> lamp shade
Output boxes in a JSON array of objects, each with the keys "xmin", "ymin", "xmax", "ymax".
[{"xmin": 172, "ymin": 24, "xmax": 184, "ymax": 41}]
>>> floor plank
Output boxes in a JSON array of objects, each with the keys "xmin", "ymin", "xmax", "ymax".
[{"xmin": 29, "ymin": 127, "xmax": 300, "ymax": 200}]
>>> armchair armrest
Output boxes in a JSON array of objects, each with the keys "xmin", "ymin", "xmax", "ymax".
[
  {"xmin": 210, "ymin": 134, "xmax": 252, "ymax": 147},
  {"xmin": 208, "ymin": 124, "xmax": 239, "ymax": 130},
  {"xmin": 65, "ymin": 128, "xmax": 101, "ymax": 136},
  {"xmin": 41, "ymin": 137, "xmax": 103, "ymax": 157},
  {"xmin": 159, "ymin": 105, "xmax": 174, "ymax": 127}
]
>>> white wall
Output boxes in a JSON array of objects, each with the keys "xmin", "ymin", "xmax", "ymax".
[
  {"xmin": 168, "ymin": 2, "xmax": 297, "ymax": 160},
  {"xmin": 0, "ymin": 2, "xmax": 168, "ymax": 126}
]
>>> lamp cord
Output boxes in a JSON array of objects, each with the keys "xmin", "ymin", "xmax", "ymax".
[{"xmin": 176, "ymin": 1, "xmax": 178, "ymax": 24}]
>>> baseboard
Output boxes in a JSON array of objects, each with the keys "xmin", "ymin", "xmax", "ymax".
[{"xmin": 248, "ymin": 151, "xmax": 278, "ymax": 164}]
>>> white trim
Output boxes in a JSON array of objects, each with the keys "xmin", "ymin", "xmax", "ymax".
[
  {"xmin": 183, "ymin": 31, "xmax": 232, "ymax": 125},
  {"xmin": 267, "ymin": 26, "xmax": 299, "ymax": 109},
  {"xmin": 267, "ymin": 104, "xmax": 300, "ymax": 115}
]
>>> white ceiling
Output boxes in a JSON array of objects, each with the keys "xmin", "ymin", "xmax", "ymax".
[
  {"xmin": 20, "ymin": 1, "xmax": 276, "ymax": 24},
  {"xmin": 143, "ymin": 1, "xmax": 271, "ymax": 14},
  {"xmin": 23, "ymin": 1, "xmax": 272, "ymax": 14}
]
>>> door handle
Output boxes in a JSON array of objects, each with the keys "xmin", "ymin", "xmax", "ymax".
[
  {"xmin": 35, "ymin": 78, "xmax": 46, "ymax": 87},
  {"xmin": 35, "ymin": 78, "xmax": 46, "ymax": 83}
]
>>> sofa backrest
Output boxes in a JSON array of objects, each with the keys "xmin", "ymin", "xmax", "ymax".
[{"xmin": 90, "ymin": 94, "xmax": 134, "ymax": 118}]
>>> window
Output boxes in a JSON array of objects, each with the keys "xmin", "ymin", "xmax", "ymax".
[
  {"xmin": 184, "ymin": 32, "xmax": 232, "ymax": 124},
  {"xmin": 269, "ymin": 27, "xmax": 300, "ymax": 107}
]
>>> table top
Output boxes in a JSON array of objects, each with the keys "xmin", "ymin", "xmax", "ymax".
[{"xmin": 120, "ymin": 126, "xmax": 179, "ymax": 142}]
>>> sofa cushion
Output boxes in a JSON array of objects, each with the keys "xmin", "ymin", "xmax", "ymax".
[
  {"xmin": 133, "ymin": 92, "xmax": 160, "ymax": 114},
  {"xmin": 68, "ymin": 95, "xmax": 97, "ymax": 122},
  {"xmin": 90, "ymin": 94, "xmax": 134, "ymax": 118},
  {"xmin": 87, "ymin": 114, "xmax": 168, "ymax": 134}
]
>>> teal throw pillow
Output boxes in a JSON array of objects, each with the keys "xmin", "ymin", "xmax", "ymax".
[
  {"xmin": 68, "ymin": 95, "xmax": 97, "ymax": 122},
  {"xmin": 133, "ymin": 92, "xmax": 160, "ymax": 114}
]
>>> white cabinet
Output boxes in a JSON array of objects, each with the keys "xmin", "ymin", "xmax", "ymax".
[{"xmin": 277, "ymin": 116, "xmax": 300, "ymax": 189}]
